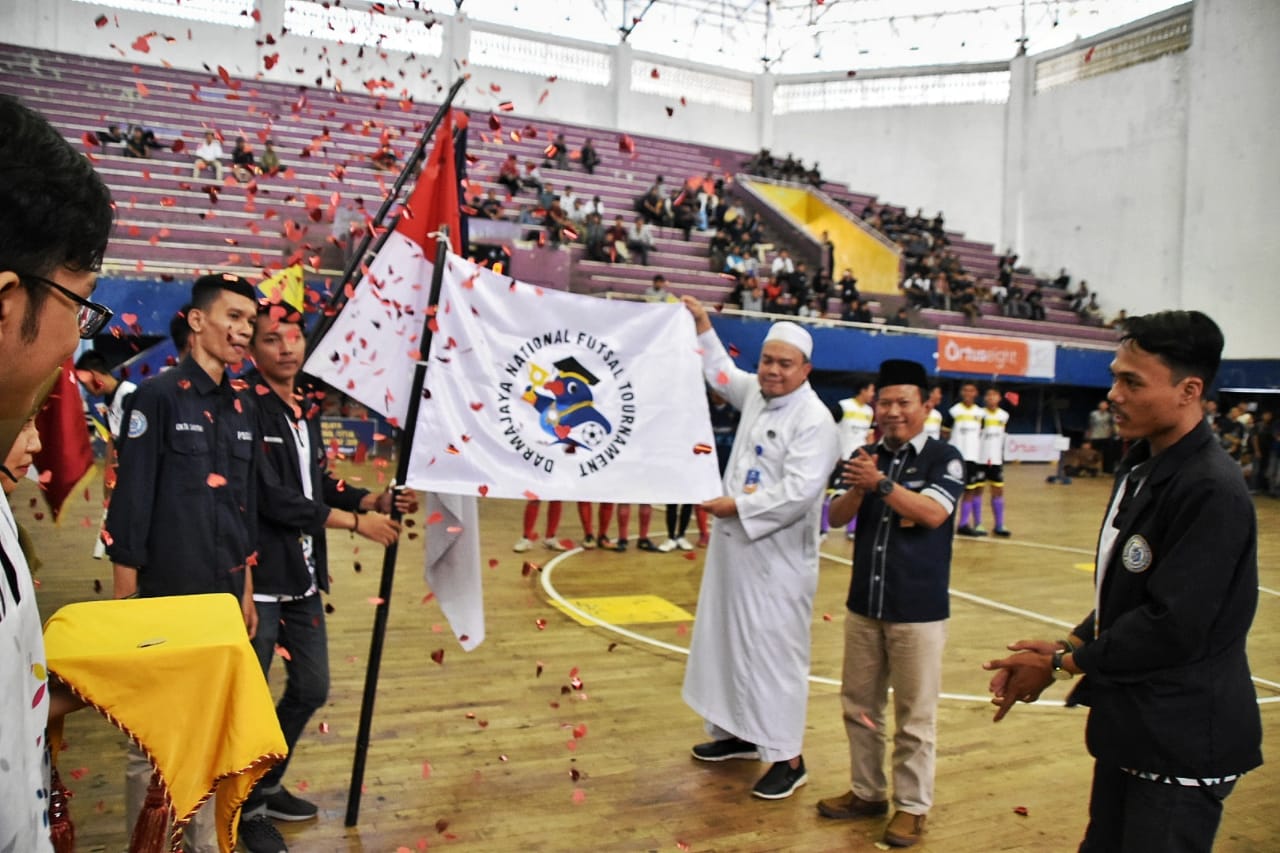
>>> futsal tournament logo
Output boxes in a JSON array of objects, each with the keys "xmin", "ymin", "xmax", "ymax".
[{"xmin": 495, "ymin": 330, "xmax": 637, "ymax": 478}]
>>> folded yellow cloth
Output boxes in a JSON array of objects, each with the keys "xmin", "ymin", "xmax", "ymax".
[{"xmin": 44, "ymin": 594, "xmax": 286, "ymax": 853}]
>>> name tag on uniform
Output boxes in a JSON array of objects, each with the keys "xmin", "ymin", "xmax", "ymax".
[
  {"xmin": 237, "ymin": 430, "xmax": 253, "ymax": 441},
  {"xmin": 263, "ymin": 435, "xmax": 285, "ymax": 444}
]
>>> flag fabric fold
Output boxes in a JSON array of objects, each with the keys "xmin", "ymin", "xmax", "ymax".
[
  {"xmin": 423, "ymin": 492, "xmax": 482, "ymax": 651},
  {"xmin": 33, "ymin": 360, "xmax": 94, "ymax": 520}
]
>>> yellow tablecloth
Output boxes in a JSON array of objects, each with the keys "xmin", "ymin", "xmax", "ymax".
[{"xmin": 44, "ymin": 594, "xmax": 287, "ymax": 853}]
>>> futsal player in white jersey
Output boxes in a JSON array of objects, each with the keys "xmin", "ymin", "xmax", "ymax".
[
  {"xmin": 978, "ymin": 387, "xmax": 1012, "ymax": 536},
  {"xmin": 923, "ymin": 385, "xmax": 943, "ymax": 440},
  {"xmin": 824, "ymin": 381, "xmax": 875, "ymax": 537},
  {"xmin": 947, "ymin": 381, "xmax": 984, "ymax": 535}
]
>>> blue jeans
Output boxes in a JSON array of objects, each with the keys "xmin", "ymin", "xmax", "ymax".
[{"xmin": 246, "ymin": 594, "xmax": 329, "ymax": 807}]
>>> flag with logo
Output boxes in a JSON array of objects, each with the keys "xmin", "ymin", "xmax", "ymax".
[
  {"xmin": 257, "ymin": 263, "xmax": 306, "ymax": 312},
  {"xmin": 402, "ymin": 258, "xmax": 722, "ymax": 502}
]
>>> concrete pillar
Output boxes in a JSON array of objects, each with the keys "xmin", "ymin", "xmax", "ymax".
[{"xmin": 999, "ymin": 53, "xmax": 1032, "ymax": 256}]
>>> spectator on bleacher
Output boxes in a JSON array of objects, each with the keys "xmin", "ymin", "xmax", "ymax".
[
  {"xmin": 497, "ymin": 154, "xmax": 521, "ymax": 196},
  {"xmin": 1053, "ymin": 267, "xmax": 1071, "ymax": 290},
  {"xmin": 371, "ymin": 143, "xmax": 398, "ymax": 172},
  {"xmin": 545, "ymin": 133, "xmax": 570, "ymax": 169},
  {"xmin": 605, "ymin": 215, "xmax": 629, "ymax": 263},
  {"xmin": 583, "ymin": 212, "xmax": 608, "ymax": 262},
  {"xmin": 762, "ymin": 276, "xmax": 785, "ymax": 313},
  {"xmin": 569, "ymin": 198, "xmax": 590, "ymax": 230},
  {"xmin": 231, "ymin": 136, "xmax": 255, "ymax": 182},
  {"xmin": 331, "ymin": 197, "xmax": 366, "ymax": 268},
  {"xmin": 124, "ymin": 126, "xmax": 150, "ymax": 159},
  {"xmin": 537, "ymin": 181, "xmax": 557, "ymax": 211},
  {"xmin": 260, "ymin": 139, "xmax": 280, "ymax": 175},
  {"xmin": 1006, "ymin": 285, "xmax": 1029, "ymax": 319},
  {"xmin": 798, "ymin": 296, "xmax": 825, "ymax": 319},
  {"xmin": 673, "ymin": 191, "xmax": 696, "ymax": 241},
  {"xmin": 740, "ymin": 278, "xmax": 764, "ymax": 312},
  {"xmin": 708, "ymin": 229, "xmax": 731, "ymax": 273},
  {"xmin": 192, "ymin": 129, "xmax": 224, "ymax": 180},
  {"xmin": 560, "ymin": 185, "xmax": 579, "ymax": 214},
  {"xmin": 810, "ymin": 271, "xmax": 830, "ymax": 306},
  {"xmin": 1080, "ymin": 293, "xmax": 1103, "ymax": 325},
  {"xmin": 626, "ymin": 216, "xmax": 656, "ymax": 266},
  {"xmin": 1108, "ymin": 308, "xmax": 1129, "ymax": 330},
  {"xmin": 579, "ymin": 137, "xmax": 599, "ymax": 174},
  {"xmin": 790, "ymin": 261, "xmax": 810, "ymax": 306},
  {"xmin": 587, "ymin": 195, "xmax": 607, "ymax": 220},
  {"xmin": 988, "ymin": 280, "xmax": 1008, "ymax": 314},
  {"xmin": 843, "ymin": 299, "xmax": 874, "ymax": 324},
  {"xmin": 819, "ymin": 230, "xmax": 836, "ymax": 278},
  {"xmin": 886, "ymin": 307, "xmax": 910, "ymax": 328},
  {"xmin": 771, "ymin": 248, "xmax": 795, "ymax": 285},
  {"xmin": 836, "ymin": 269, "xmax": 860, "ymax": 305},
  {"xmin": 951, "ymin": 278, "xmax": 980, "ymax": 322},
  {"xmin": 1250, "ymin": 410, "xmax": 1275, "ymax": 494},
  {"xmin": 638, "ymin": 186, "xmax": 666, "ymax": 226},
  {"xmin": 902, "ymin": 272, "xmax": 933, "ymax": 309},
  {"xmin": 98, "ymin": 123, "xmax": 125, "ymax": 147},
  {"xmin": 479, "ymin": 190, "xmax": 504, "ymax": 220},
  {"xmin": 1069, "ymin": 279, "xmax": 1090, "ymax": 312},
  {"xmin": 645, "ymin": 274, "xmax": 671, "ymax": 303},
  {"xmin": 1026, "ymin": 285, "xmax": 1046, "ymax": 321},
  {"xmin": 543, "ymin": 199, "xmax": 570, "ymax": 248},
  {"xmin": 524, "ymin": 163, "xmax": 545, "ymax": 195}
]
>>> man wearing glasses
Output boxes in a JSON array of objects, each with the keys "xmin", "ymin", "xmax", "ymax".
[{"xmin": 0, "ymin": 94, "xmax": 114, "ymax": 853}]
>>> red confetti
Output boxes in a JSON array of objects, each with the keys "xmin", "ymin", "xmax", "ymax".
[
  {"xmin": 319, "ymin": 721, "xmax": 330, "ymax": 734},
  {"xmin": 571, "ymin": 788, "xmax": 587, "ymax": 804},
  {"xmin": 727, "ymin": 343, "xmax": 741, "ymax": 358},
  {"xmin": 94, "ymin": 14, "xmax": 109, "ymax": 28},
  {"xmin": 650, "ymin": 68, "xmax": 660, "ymax": 79},
  {"xmin": 206, "ymin": 473, "xmax": 227, "ymax": 488},
  {"xmin": 618, "ymin": 134, "xmax": 635, "ymax": 154},
  {"xmin": 497, "ymin": 101, "xmax": 515, "ymax": 112},
  {"xmin": 1005, "ymin": 391, "xmax": 1021, "ymax": 406},
  {"xmin": 478, "ymin": 485, "xmax": 489, "ymax": 496},
  {"xmin": 426, "ymin": 511, "xmax": 444, "ymax": 525},
  {"xmin": 683, "ymin": 551, "xmax": 697, "ymax": 561},
  {"xmin": 822, "ymin": 613, "xmax": 833, "ymax": 622},
  {"xmin": 274, "ymin": 644, "xmax": 292, "ymax": 661},
  {"xmin": 693, "ymin": 443, "xmax": 712, "ymax": 455},
  {"xmin": 421, "ymin": 761, "xmax": 432, "ymax": 778},
  {"xmin": 535, "ymin": 618, "xmax": 547, "ymax": 630},
  {"xmin": 522, "ymin": 561, "xmax": 539, "ymax": 577},
  {"xmin": 430, "ymin": 648, "xmax": 445, "ymax": 665},
  {"xmin": 715, "ymin": 370, "xmax": 730, "ymax": 386},
  {"xmin": 1014, "ymin": 805, "xmax": 1029, "ymax": 816}
]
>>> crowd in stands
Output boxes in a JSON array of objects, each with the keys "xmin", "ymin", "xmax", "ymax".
[
  {"xmin": 100, "ymin": 121, "xmax": 285, "ymax": 182},
  {"xmin": 742, "ymin": 148, "xmax": 823, "ymax": 187}
]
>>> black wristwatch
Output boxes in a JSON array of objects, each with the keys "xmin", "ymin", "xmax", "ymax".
[
  {"xmin": 1051, "ymin": 649, "xmax": 1074, "ymax": 680},
  {"xmin": 875, "ymin": 477, "xmax": 895, "ymax": 497}
]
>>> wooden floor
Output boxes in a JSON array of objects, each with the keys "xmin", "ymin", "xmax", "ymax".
[{"xmin": 22, "ymin": 463, "xmax": 1280, "ymax": 852}]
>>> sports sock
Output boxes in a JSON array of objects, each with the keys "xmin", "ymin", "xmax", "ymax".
[
  {"xmin": 958, "ymin": 497, "xmax": 972, "ymax": 528},
  {"xmin": 545, "ymin": 500, "xmax": 563, "ymax": 538},
  {"xmin": 597, "ymin": 503, "xmax": 614, "ymax": 539},
  {"xmin": 576, "ymin": 502, "xmax": 594, "ymax": 537},
  {"xmin": 695, "ymin": 506, "xmax": 709, "ymax": 537},
  {"xmin": 992, "ymin": 496, "xmax": 1005, "ymax": 530},
  {"xmin": 617, "ymin": 504, "xmax": 631, "ymax": 540},
  {"xmin": 971, "ymin": 496, "xmax": 983, "ymax": 528},
  {"xmin": 638, "ymin": 504, "xmax": 652, "ymax": 538},
  {"xmin": 522, "ymin": 500, "xmax": 539, "ymax": 539},
  {"xmin": 666, "ymin": 504, "xmax": 678, "ymax": 539},
  {"xmin": 676, "ymin": 504, "xmax": 693, "ymax": 538}
]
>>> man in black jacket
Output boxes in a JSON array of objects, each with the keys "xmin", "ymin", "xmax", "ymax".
[
  {"xmin": 984, "ymin": 311, "xmax": 1262, "ymax": 852},
  {"xmin": 238, "ymin": 305, "xmax": 409, "ymax": 852}
]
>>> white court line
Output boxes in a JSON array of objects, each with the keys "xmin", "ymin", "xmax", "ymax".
[
  {"xmin": 539, "ymin": 548, "xmax": 1066, "ymax": 709},
  {"xmin": 1260, "ymin": 586, "xmax": 1280, "ymax": 599}
]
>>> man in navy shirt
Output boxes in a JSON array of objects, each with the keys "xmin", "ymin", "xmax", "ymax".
[{"xmin": 816, "ymin": 359, "xmax": 964, "ymax": 849}]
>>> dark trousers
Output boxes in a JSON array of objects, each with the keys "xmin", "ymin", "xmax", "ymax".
[
  {"xmin": 665, "ymin": 504, "xmax": 692, "ymax": 538},
  {"xmin": 245, "ymin": 593, "xmax": 330, "ymax": 807},
  {"xmin": 1079, "ymin": 762, "xmax": 1236, "ymax": 853}
]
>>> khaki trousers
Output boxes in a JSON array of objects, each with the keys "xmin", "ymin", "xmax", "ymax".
[{"xmin": 841, "ymin": 611, "xmax": 947, "ymax": 814}]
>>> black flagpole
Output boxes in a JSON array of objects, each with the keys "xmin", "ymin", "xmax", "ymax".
[
  {"xmin": 309, "ymin": 74, "xmax": 469, "ymax": 351},
  {"xmin": 344, "ymin": 226, "xmax": 451, "ymax": 827}
]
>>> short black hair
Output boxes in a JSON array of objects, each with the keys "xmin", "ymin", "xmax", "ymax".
[
  {"xmin": 0, "ymin": 95, "xmax": 114, "ymax": 340},
  {"xmin": 191, "ymin": 273, "xmax": 256, "ymax": 312},
  {"xmin": 75, "ymin": 350, "xmax": 110, "ymax": 374},
  {"xmin": 170, "ymin": 303, "xmax": 192, "ymax": 352},
  {"xmin": 1120, "ymin": 310, "xmax": 1223, "ymax": 388}
]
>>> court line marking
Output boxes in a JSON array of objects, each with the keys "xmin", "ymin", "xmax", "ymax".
[
  {"xmin": 537, "ymin": 545, "xmax": 1280, "ymax": 702},
  {"xmin": 539, "ymin": 548, "xmax": 1070, "ymax": 709}
]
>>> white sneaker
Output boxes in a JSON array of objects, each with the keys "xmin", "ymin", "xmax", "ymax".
[
  {"xmin": 545, "ymin": 539, "xmax": 568, "ymax": 552},
  {"xmin": 676, "ymin": 537, "xmax": 695, "ymax": 551},
  {"xmin": 657, "ymin": 538, "xmax": 679, "ymax": 553},
  {"xmin": 513, "ymin": 538, "xmax": 532, "ymax": 552}
]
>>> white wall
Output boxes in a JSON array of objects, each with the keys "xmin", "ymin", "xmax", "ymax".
[
  {"xmin": 1179, "ymin": 0, "xmax": 1280, "ymax": 359},
  {"xmin": 1018, "ymin": 52, "xmax": 1191, "ymax": 315},
  {"xmin": 773, "ymin": 102, "xmax": 1006, "ymax": 245}
]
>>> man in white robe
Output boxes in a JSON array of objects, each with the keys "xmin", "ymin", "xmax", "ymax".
[{"xmin": 680, "ymin": 298, "xmax": 840, "ymax": 800}]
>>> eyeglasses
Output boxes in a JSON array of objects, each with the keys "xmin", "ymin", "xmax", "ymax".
[{"xmin": 18, "ymin": 273, "xmax": 113, "ymax": 338}]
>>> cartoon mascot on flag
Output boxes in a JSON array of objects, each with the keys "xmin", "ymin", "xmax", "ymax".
[{"xmin": 522, "ymin": 356, "xmax": 612, "ymax": 450}]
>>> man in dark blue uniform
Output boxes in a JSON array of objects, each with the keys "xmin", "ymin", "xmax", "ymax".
[
  {"xmin": 985, "ymin": 311, "xmax": 1262, "ymax": 852},
  {"xmin": 238, "ymin": 304, "xmax": 409, "ymax": 852},
  {"xmin": 107, "ymin": 272, "xmax": 260, "ymax": 851},
  {"xmin": 816, "ymin": 359, "xmax": 965, "ymax": 849}
]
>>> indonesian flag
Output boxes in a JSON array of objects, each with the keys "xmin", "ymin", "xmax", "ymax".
[
  {"xmin": 404, "ymin": 257, "xmax": 723, "ymax": 503},
  {"xmin": 33, "ymin": 359, "xmax": 94, "ymax": 520}
]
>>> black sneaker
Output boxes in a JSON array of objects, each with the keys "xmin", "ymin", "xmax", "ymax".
[
  {"xmin": 263, "ymin": 786, "xmax": 318, "ymax": 822},
  {"xmin": 752, "ymin": 757, "xmax": 808, "ymax": 800},
  {"xmin": 239, "ymin": 814, "xmax": 288, "ymax": 853},
  {"xmin": 993, "ymin": 527, "xmax": 1012, "ymax": 538},
  {"xmin": 956, "ymin": 525, "xmax": 977, "ymax": 537},
  {"xmin": 691, "ymin": 736, "xmax": 759, "ymax": 762},
  {"xmin": 614, "ymin": 538, "xmax": 629, "ymax": 552},
  {"xmin": 636, "ymin": 538, "xmax": 658, "ymax": 552}
]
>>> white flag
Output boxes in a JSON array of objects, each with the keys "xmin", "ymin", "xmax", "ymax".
[{"xmin": 405, "ymin": 253, "xmax": 723, "ymax": 503}]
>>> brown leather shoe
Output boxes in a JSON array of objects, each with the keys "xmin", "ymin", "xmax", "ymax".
[
  {"xmin": 883, "ymin": 811, "xmax": 927, "ymax": 847},
  {"xmin": 816, "ymin": 790, "xmax": 889, "ymax": 820}
]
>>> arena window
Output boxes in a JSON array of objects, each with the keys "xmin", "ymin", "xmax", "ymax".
[
  {"xmin": 282, "ymin": 1, "xmax": 444, "ymax": 55},
  {"xmin": 469, "ymin": 31, "xmax": 611, "ymax": 86},
  {"xmin": 72, "ymin": 0, "xmax": 255, "ymax": 28},
  {"xmin": 629, "ymin": 61, "xmax": 753, "ymax": 112},
  {"xmin": 774, "ymin": 70, "xmax": 1010, "ymax": 114}
]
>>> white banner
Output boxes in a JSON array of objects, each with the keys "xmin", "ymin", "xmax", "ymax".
[
  {"xmin": 1004, "ymin": 433, "xmax": 1072, "ymax": 462},
  {"xmin": 407, "ymin": 255, "xmax": 722, "ymax": 502}
]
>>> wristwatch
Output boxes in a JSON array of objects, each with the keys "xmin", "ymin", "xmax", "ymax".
[
  {"xmin": 875, "ymin": 477, "xmax": 895, "ymax": 497},
  {"xmin": 1051, "ymin": 649, "xmax": 1074, "ymax": 680}
]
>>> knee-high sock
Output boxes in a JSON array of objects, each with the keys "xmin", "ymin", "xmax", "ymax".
[
  {"xmin": 695, "ymin": 506, "xmax": 709, "ymax": 537},
  {"xmin": 577, "ymin": 502, "xmax": 594, "ymax": 537},
  {"xmin": 639, "ymin": 505, "xmax": 653, "ymax": 538},
  {"xmin": 522, "ymin": 500, "xmax": 540, "ymax": 539},
  {"xmin": 821, "ymin": 494, "xmax": 832, "ymax": 533},
  {"xmin": 992, "ymin": 496, "xmax": 1005, "ymax": 530},
  {"xmin": 545, "ymin": 500, "xmax": 563, "ymax": 538},
  {"xmin": 597, "ymin": 503, "xmax": 614, "ymax": 539},
  {"xmin": 617, "ymin": 504, "xmax": 632, "ymax": 540},
  {"xmin": 846, "ymin": 511, "xmax": 857, "ymax": 534},
  {"xmin": 958, "ymin": 494, "xmax": 972, "ymax": 527},
  {"xmin": 970, "ymin": 495, "xmax": 983, "ymax": 528}
]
